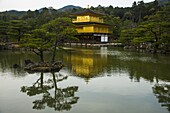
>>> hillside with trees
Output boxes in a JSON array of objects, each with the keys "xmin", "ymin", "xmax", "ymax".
[{"xmin": 0, "ymin": 0, "xmax": 169, "ymax": 53}]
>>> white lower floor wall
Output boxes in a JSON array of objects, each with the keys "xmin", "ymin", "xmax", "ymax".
[{"xmin": 94, "ymin": 34, "xmax": 108, "ymax": 42}]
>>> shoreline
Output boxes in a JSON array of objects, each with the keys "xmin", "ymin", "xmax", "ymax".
[{"xmin": 0, "ymin": 42, "xmax": 170, "ymax": 55}]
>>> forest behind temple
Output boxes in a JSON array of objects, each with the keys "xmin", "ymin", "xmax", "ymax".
[{"xmin": 0, "ymin": 0, "xmax": 170, "ymax": 53}]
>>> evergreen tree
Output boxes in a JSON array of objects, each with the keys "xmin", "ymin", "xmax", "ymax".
[
  {"xmin": 21, "ymin": 28, "xmax": 52, "ymax": 62},
  {"xmin": 43, "ymin": 17, "xmax": 77, "ymax": 63},
  {"xmin": 0, "ymin": 20, "xmax": 10, "ymax": 42},
  {"xmin": 120, "ymin": 3, "xmax": 170, "ymax": 51},
  {"xmin": 9, "ymin": 20, "xmax": 30, "ymax": 42}
]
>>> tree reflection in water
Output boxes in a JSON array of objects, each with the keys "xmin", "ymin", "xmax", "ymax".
[
  {"xmin": 152, "ymin": 84, "xmax": 170, "ymax": 112},
  {"xmin": 21, "ymin": 72, "xmax": 79, "ymax": 111}
]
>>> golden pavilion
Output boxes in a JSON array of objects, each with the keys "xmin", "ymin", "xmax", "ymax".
[{"xmin": 70, "ymin": 7, "xmax": 111, "ymax": 43}]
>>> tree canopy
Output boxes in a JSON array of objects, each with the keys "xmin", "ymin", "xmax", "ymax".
[
  {"xmin": 20, "ymin": 17, "xmax": 77, "ymax": 62},
  {"xmin": 120, "ymin": 2, "xmax": 170, "ymax": 51},
  {"xmin": 0, "ymin": 0, "xmax": 169, "ymax": 53}
]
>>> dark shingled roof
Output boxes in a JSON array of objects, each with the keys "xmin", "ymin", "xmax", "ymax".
[
  {"xmin": 71, "ymin": 9, "xmax": 105, "ymax": 16},
  {"xmin": 73, "ymin": 22, "xmax": 110, "ymax": 26}
]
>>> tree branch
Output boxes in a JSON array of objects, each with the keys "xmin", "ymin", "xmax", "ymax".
[
  {"xmin": 42, "ymin": 39, "xmax": 51, "ymax": 46},
  {"xmin": 150, "ymin": 28, "xmax": 158, "ymax": 42},
  {"xmin": 33, "ymin": 49, "xmax": 40, "ymax": 56}
]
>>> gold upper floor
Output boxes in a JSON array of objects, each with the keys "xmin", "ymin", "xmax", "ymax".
[
  {"xmin": 71, "ymin": 9, "xmax": 111, "ymax": 34},
  {"xmin": 76, "ymin": 25, "xmax": 111, "ymax": 34},
  {"xmin": 72, "ymin": 15, "xmax": 104, "ymax": 23}
]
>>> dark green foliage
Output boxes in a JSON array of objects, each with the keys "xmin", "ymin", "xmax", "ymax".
[
  {"xmin": 153, "ymin": 84, "xmax": 170, "ymax": 111},
  {"xmin": 158, "ymin": 0, "xmax": 170, "ymax": 6},
  {"xmin": 105, "ymin": 16, "xmax": 121, "ymax": 39},
  {"xmin": 20, "ymin": 17, "xmax": 77, "ymax": 62},
  {"xmin": 120, "ymin": 2, "xmax": 170, "ymax": 51},
  {"xmin": 0, "ymin": 0, "xmax": 169, "ymax": 52},
  {"xmin": 0, "ymin": 20, "xmax": 10, "ymax": 42},
  {"xmin": 21, "ymin": 73, "xmax": 79, "ymax": 111},
  {"xmin": 21, "ymin": 28, "xmax": 52, "ymax": 62},
  {"xmin": 9, "ymin": 20, "xmax": 30, "ymax": 42},
  {"xmin": 42, "ymin": 17, "xmax": 77, "ymax": 63}
]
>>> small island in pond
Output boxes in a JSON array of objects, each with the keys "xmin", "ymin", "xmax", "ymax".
[{"xmin": 24, "ymin": 60, "xmax": 63, "ymax": 73}]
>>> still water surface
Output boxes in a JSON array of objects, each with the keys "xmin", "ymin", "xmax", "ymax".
[{"xmin": 0, "ymin": 47, "xmax": 170, "ymax": 113}]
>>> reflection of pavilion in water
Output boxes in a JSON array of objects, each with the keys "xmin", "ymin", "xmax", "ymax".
[{"xmin": 64, "ymin": 47, "xmax": 108, "ymax": 81}]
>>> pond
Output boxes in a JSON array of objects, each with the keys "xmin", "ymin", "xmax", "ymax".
[{"xmin": 0, "ymin": 47, "xmax": 170, "ymax": 113}]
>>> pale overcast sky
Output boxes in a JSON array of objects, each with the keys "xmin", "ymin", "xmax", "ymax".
[{"xmin": 0, "ymin": 0, "xmax": 154, "ymax": 11}]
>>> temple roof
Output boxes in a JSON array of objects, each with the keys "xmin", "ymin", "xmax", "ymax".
[
  {"xmin": 73, "ymin": 22, "xmax": 110, "ymax": 26},
  {"xmin": 71, "ymin": 9, "xmax": 105, "ymax": 16}
]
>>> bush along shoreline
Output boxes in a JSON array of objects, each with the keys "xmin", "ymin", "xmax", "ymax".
[{"xmin": 24, "ymin": 60, "xmax": 63, "ymax": 73}]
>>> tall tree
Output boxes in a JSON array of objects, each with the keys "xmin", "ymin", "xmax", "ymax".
[
  {"xmin": 43, "ymin": 17, "xmax": 77, "ymax": 63},
  {"xmin": 0, "ymin": 20, "xmax": 10, "ymax": 42},
  {"xmin": 10, "ymin": 20, "xmax": 30, "ymax": 42},
  {"xmin": 119, "ymin": 28, "xmax": 136, "ymax": 46},
  {"xmin": 137, "ymin": 3, "xmax": 170, "ymax": 49},
  {"xmin": 105, "ymin": 16, "xmax": 121, "ymax": 39},
  {"xmin": 132, "ymin": 1, "xmax": 138, "ymax": 22},
  {"xmin": 138, "ymin": 1, "xmax": 146, "ymax": 22},
  {"xmin": 120, "ymin": 3, "xmax": 170, "ymax": 50},
  {"xmin": 21, "ymin": 29, "xmax": 52, "ymax": 62}
]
